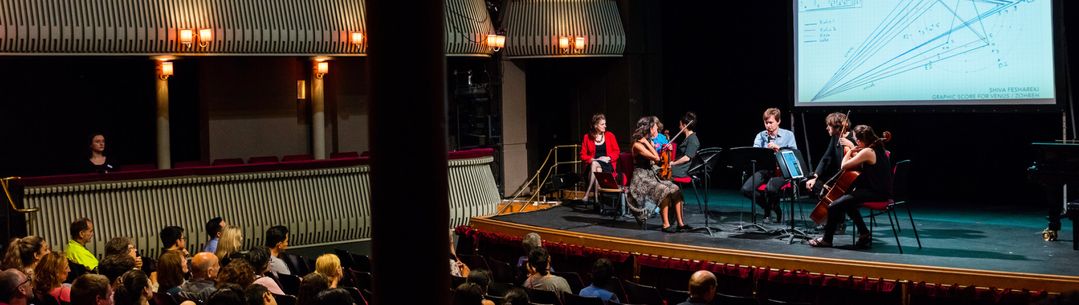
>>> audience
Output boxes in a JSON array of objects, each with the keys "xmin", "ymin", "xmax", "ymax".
[
  {"xmin": 215, "ymin": 227, "xmax": 244, "ymax": 261},
  {"xmin": 156, "ymin": 249, "xmax": 188, "ymax": 294},
  {"xmin": 450, "ymin": 230, "xmax": 468, "ymax": 278},
  {"xmin": 579, "ymin": 258, "xmax": 619, "ymax": 303},
  {"xmin": 676, "ymin": 270, "xmax": 716, "ymax": 305},
  {"xmin": 0, "ymin": 269, "xmax": 30, "ymax": 305},
  {"xmin": 66, "ymin": 218, "xmax": 98, "ymax": 271},
  {"xmin": 104, "ymin": 237, "xmax": 143, "ymax": 270},
  {"xmin": 2, "ymin": 236, "xmax": 48, "ymax": 278},
  {"xmin": 455, "ymin": 282, "xmax": 495, "ymax": 305},
  {"xmin": 316, "ymin": 288, "xmax": 357, "ymax": 305},
  {"xmin": 246, "ymin": 248, "xmax": 285, "ymax": 295},
  {"xmin": 114, "ymin": 270, "xmax": 153, "ymax": 305},
  {"xmin": 32, "ymin": 251, "xmax": 71, "ymax": 303},
  {"xmin": 217, "ymin": 259, "xmax": 256, "ymax": 289},
  {"xmin": 501, "ymin": 287, "xmax": 530, "ymax": 305},
  {"xmin": 207, "ymin": 284, "xmax": 246, "ymax": 305},
  {"xmin": 314, "ymin": 254, "xmax": 343, "ymax": 289},
  {"xmin": 182, "ymin": 252, "xmax": 220, "ymax": 302},
  {"xmin": 264, "ymin": 225, "xmax": 291, "ymax": 276},
  {"xmin": 160, "ymin": 226, "xmax": 190, "ymax": 256},
  {"xmin": 97, "ymin": 254, "xmax": 136, "ymax": 289},
  {"xmin": 518, "ymin": 233, "xmax": 542, "ymax": 268},
  {"xmin": 244, "ymin": 283, "xmax": 276, "ymax": 305},
  {"xmin": 297, "ymin": 273, "xmax": 331, "ymax": 305},
  {"xmin": 204, "ymin": 217, "xmax": 228, "ymax": 253},
  {"xmin": 70, "ymin": 274, "xmax": 111, "ymax": 305},
  {"xmin": 522, "ymin": 248, "xmax": 570, "ymax": 294}
]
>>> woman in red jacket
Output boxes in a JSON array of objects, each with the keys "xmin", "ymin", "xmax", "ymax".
[{"xmin": 581, "ymin": 114, "xmax": 620, "ymax": 175}]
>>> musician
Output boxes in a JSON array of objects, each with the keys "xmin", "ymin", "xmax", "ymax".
[
  {"xmin": 670, "ymin": 112, "xmax": 698, "ymax": 179},
  {"xmin": 809, "ymin": 125, "xmax": 892, "ymax": 248},
  {"xmin": 740, "ymin": 108, "xmax": 797, "ymax": 222},
  {"xmin": 805, "ymin": 112, "xmax": 854, "ymax": 194},
  {"xmin": 580, "ymin": 114, "xmax": 620, "ymax": 175},
  {"xmin": 627, "ymin": 116, "xmax": 690, "ymax": 233},
  {"xmin": 652, "ymin": 116, "xmax": 669, "ymax": 154}
]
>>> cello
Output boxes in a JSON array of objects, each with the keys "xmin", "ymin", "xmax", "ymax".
[{"xmin": 809, "ymin": 130, "xmax": 891, "ymax": 225}]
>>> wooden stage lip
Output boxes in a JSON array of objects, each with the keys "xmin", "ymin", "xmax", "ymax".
[{"xmin": 471, "ymin": 216, "xmax": 1079, "ymax": 293}]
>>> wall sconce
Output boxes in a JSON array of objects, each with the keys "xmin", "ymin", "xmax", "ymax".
[
  {"xmin": 198, "ymin": 29, "xmax": 213, "ymax": 47},
  {"xmin": 487, "ymin": 34, "xmax": 506, "ymax": 51},
  {"xmin": 179, "ymin": 29, "xmax": 212, "ymax": 48},
  {"xmin": 558, "ymin": 36, "xmax": 570, "ymax": 50},
  {"xmin": 574, "ymin": 36, "xmax": 586, "ymax": 50},
  {"xmin": 315, "ymin": 61, "xmax": 329, "ymax": 79},
  {"xmin": 351, "ymin": 32, "xmax": 364, "ymax": 47},
  {"xmin": 297, "ymin": 80, "xmax": 307, "ymax": 100},
  {"xmin": 159, "ymin": 61, "xmax": 174, "ymax": 80},
  {"xmin": 179, "ymin": 29, "xmax": 194, "ymax": 48}
]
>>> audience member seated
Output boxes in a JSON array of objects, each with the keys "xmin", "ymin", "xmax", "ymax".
[
  {"xmin": 84, "ymin": 133, "xmax": 118, "ymax": 174},
  {"xmin": 0, "ymin": 269, "xmax": 31, "ymax": 305},
  {"xmin": 264, "ymin": 225, "xmax": 291, "ymax": 276},
  {"xmin": 465, "ymin": 270, "xmax": 497, "ymax": 305},
  {"xmin": 71, "ymin": 274, "xmax": 112, "ymax": 305},
  {"xmin": 314, "ymin": 254, "xmax": 343, "ymax": 289},
  {"xmin": 517, "ymin": 233, "xmax": 543, "ymax": 268},
  {"xmin": 501, "ymin": 287, "xmax": 529, "ymax": 305},
  {"xmin": 2, "ymin": 236, "xmax": 48, "ymax": 279},
  {"xmin": 98, "ymin": 254, "xmax": 136, "ymax": 289},
  {"xmin": 245, "ymin": 248, "xmax": 285, "ymax": 295},
  {"xmin": 155, "ymin": 250, "xmax": 188, "ymax": 294},
  {"xmin": 181, "ymin": 252, "xmax": 220, "ymax": 302},
  {"xmin": 114, "ymin": 270, "xmax": 153, "ymax": 305},
  {"xmin": 675, "ymin": 270, "xmax": 716, "ymax": 305},
  {"xmin": 66, "ymin": 218, "xmax": 98, "ymax": 272},
  {"xmin": 160, "ymin": 226, "xmax": 190, "ymax": 256},
  {"xmin": 32, "ymin": 251, "xmax": 71, "ymax": 303},
  {"xmin": 216, "ymin": 259, "xmax": 256, "ymax": 289},
  {"xmin": 206, "ymin": 284, "xmax": 245, "ymax": 305},
  {"xmin": 317, "ymin": 288, "xmax": 358, "ymax": 305},
  {"xmin": 450, "ymin": 230, "xmax": 469, "ymax": 278},
  {"xmin": 522, "ymin": 248, "xmax": 570, "ymax": 294},
  {"xmin": 297, "ymin": 273, "xmax": 331, "ymax": 305},
  {"xmin": 215, "ymin": 227, "xmax": 243, "ymax": 261},
  {"xmin": 104, "ymin": 237, "xmax": 143, "ymax": 270},
  {"xmin": 243, "ymin": 284, "xmax": 275, "ymax": 305},
  {"xmin": 204, "ymin": 217, "xmax": 228, "ymax": 253},
  {"xmin": 578, "ymin": 258, "xmax": 619, "ymax": 303}
]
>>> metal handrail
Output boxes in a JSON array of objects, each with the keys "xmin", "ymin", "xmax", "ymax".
[
  {"xmin": 500, "ymin": 144, "xmax": 581, "ymax": 214},
  {"xmin": 2, "ymin": 177, "xmax": 39, "ymax": 237}
]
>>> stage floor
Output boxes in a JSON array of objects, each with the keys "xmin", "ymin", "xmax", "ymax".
[{"xmin": 489, "ymin": 190, "xmax": 1079, "ymax": 277}]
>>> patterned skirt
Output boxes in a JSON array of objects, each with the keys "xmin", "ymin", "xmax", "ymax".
[{"xmin": 627, "ymin": 167, "xmax": 684, "ymax": 222}]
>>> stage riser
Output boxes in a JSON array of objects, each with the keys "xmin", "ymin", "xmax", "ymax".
[{"xmin": 22, "ymin": 157, "xmax": 500, "ymax": 260}]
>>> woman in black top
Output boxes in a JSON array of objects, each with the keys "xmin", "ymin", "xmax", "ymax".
[
  {"xmin": 670, "ymin": 112, "xmax": 699, "ymax": 179},
  {"xmin": 806, "ymin": 112, "xmax": 854, "ymax": 194},
  {"xmin": 84, "ymin": 133, "xmax": 117, "ymax": 174},
  {"xmin": 809, "ymin": 125, "xmax": 892, "ymax": 248}
]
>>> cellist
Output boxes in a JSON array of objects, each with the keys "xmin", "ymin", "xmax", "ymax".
[
  {"xmin": 806, "ymin": 112, "xmax": 855, "ymax": 194},
  {"xmin": 809, "ymin": 125, "xmax": 893, "ymax": 248}
]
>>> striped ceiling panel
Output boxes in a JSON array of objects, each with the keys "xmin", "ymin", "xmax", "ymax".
[
  {"xmin": 503, "ymin": 0, "xmax": 625, "ymax": 58},
  {"xmin": 445, "ymin": 0, "xmax": 495, "ymax": 57},
  {"xmin": 0, "ymin": 0, "xmax": 366, "ymax": 55}
]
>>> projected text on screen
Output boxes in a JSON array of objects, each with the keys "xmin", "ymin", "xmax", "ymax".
[{"xmin": 795, "ymin": 0, "xmax": 1056, "ymax": 106}]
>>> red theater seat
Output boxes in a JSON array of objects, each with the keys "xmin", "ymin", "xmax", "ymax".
[
  {"xmin": 211, "ymin": 158, "xmax": 244, "ymax": 166},
  {"xmin": 282, "ymin": 154, "xmax": 313, "ymax": 162},
  {"xmin": 247, "ymin": 156, "xmax": 279, "ymax": 164},
  {"xmin": 174, "ymin": 161, "xmax": 210, "ymax": 169}
]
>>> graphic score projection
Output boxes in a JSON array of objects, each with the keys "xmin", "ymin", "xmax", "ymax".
[{"xmin": 795, "ymin": 0, "xmax": 1056, "ymax": 106}]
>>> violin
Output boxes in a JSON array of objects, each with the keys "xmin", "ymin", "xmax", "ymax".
[
  {"xmin": 657, "ymin": 120, "xmax": 694, "ymax": 180},
  {"xmin": 809, "ymin": 130, "xmax": 892, "ymax": 225}
]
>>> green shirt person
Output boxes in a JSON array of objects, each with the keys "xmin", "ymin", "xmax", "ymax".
[{"xmin": 65, "ymin": 218, "xmax": 98, "ymax": 271}]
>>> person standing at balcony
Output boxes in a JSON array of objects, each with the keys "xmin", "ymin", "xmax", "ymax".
[{"xmin": 84, "ymin": 133, "xmax": 117, "ymax": 174}]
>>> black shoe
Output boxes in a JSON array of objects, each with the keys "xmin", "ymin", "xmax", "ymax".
[
  {"xmin": 677, "ymin": 224, "xmax": 693, "ymax": 232},
  {"xmin": 662, "ymin": 226, "xmax": 678, "ymax": 233}
]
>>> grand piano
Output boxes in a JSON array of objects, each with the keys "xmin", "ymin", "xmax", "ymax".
[{"xmin": 1028, "ymin": 141, "xmax": 1079, "ymax": 244}]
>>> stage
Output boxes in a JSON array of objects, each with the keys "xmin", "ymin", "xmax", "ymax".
[{"xmin": 471, "ymin": 190, "xmax": 1079, "ymax": 292}]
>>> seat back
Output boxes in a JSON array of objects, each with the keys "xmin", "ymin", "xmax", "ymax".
[
  {"xmin": 562, "ymin": 293, "xmax": 606, "ymax": 305},
  {"xmin": 271, "ymin": 293, "xmax": 297, "ymax": 305},
  {"xmin": 551, "ymin": 271, "xmax": 585, "ymax": 294},
  {"xmin": 278, "ymin": 273, "xmax": 301, "ymax": 295},
  {"xmin": 892, "ymin": 160, "xmax": 912, "ymax": 202},
  {"xmin": 524, "ymin": 287, "xmax": 563, "ymax": 305},
  {"xmin": 661, "ymin": 288, "xmax": 689, "ymax": 305},
  {"xmin": 621, "ymin": 280, "xmax": 664, "ymax": 305},
  {"xmin": 715, "ymin": 293, "xmax": 758, "ymax": 305},
  {"xmin": 616, "ymin": 152, "xmax": 634, "ymax": 185}
]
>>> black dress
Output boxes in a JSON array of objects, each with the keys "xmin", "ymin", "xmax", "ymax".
[
  {"xmin": 83, "ymin": 158, "xmax": 118, "ymax": 174},
  {"xmin": 593, "ymin": 142, "xmax": 614, "ymax": 173}
]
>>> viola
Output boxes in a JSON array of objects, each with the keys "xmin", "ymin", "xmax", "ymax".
[{"xmin": 657, "ymin": 120, "xmax": 694, "ymax": 180}]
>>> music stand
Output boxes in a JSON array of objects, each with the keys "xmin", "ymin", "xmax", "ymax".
[
  {"xmin": 775, "ymin": 148, "xmax": 812, "ymax": 244},
  {"xmin": 727, "ymin": 147, "xmax": 779, "ymax": 232},
  {"xmin": 682, "ymin": 147, "xmax": 723, "ymax": 237}
]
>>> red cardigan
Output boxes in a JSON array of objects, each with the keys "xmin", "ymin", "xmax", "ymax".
[{"xmin": 580, "ymin": 131, "xmax": 620, "ymax": 168}]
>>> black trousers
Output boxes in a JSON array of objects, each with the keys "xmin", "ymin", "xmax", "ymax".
[
  {"xmin": 741, "ymin": 170, "xmax": 786, "ymax": 217},
  {"xmin": 821, "ymin": 189, "xmax": 887, "ymax": 242}
]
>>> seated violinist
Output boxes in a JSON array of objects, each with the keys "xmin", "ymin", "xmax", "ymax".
[
  {"xmin": 809, "ymin": 125, "xmax": 893, "ymax": 248},
  {"xmin": 626, "ymin": 116, "xmax": 690, "ymax": 233},
  {"xmin": 670, "ymin": 112, "xmax": 698, "ymax": 180}
]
